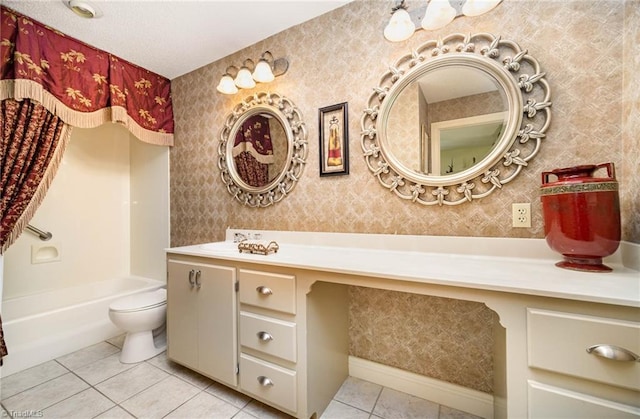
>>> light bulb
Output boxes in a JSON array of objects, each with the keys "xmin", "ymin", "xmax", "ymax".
[
  {"xmin": 216, "ymin": 74, "xmax": 238, "ymax": 94},
  {"xmin": 234, "ymin": 67, "xmax": 256, "ymax": 89},
  {"xmin": 252, "ymin": 60, "xmax": 275, "ymax": 83},
  {"xmin": 421, "ymin": 0, "xmax": 456, "ymax": 31},
  {"xmin": 383, "ymin": 8, "xmax": 415, "ymax": 42},
  {"xmin": 462, "ymin": 0, "xmax": 502, "ymax": 17}
]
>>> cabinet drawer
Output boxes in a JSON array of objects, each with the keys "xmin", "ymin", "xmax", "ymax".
[
  {"xmin": 240, "ymin": 353, "xmax": 297, "ymax": 413},
  {"xmin": 527, "ymin": 308, "xmax": 640, "ymax": 391},
  {"xmin": 528, "ymin": 381, "xmax": 640, "ymax": 418},
  {"xmin": 239, "ymin": 269, "xmax": 295, "ymax": 314},
  {"xmin": 240, "ymin": 311, "xmax": 297, "ymax": 362}
]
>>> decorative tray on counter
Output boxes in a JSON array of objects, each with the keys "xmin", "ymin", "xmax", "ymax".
[{"xmin": 238, "ymin": 240, "xmax": 279, "ymax": 255}]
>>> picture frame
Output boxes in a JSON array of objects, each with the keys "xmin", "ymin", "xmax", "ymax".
[{"xmin": 318, "ymin": 102, "xmax": 349, "ymax": 176}]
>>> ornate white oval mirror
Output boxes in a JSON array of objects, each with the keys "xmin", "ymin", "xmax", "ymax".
[
  {"xmin": 218, "ymin": 92, "xmax": 308, "ymax": 207},
  {"xmin": 361, "ymin": 33, "xmax": 552, "ymax": 205}
]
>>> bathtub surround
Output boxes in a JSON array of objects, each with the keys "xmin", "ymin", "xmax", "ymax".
[
  {"xmin": 1, "ymin": 122, "xmax": 170, "ymax": 376},
  {"xmin": 3, "ymin": 123, "xmax": 169, "ymax": 299},
  {"xmin": 169, "ymin": 0, "xmax": 640, "ymax": 401}
]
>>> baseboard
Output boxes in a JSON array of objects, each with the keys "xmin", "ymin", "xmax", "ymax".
[{"xmin": 349, "ymin": 356, "xmax": 494, "ymax": 419}]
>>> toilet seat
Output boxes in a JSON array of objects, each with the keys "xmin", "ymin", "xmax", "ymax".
[{"xmin": 109, "ymin": 288, "xmax": 167, "ymax": 313}]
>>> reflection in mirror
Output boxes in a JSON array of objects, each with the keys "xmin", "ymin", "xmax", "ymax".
[
  {"xmin": 361, "ymin": 33, "xmax": 552, "ymax": 206},
  {"xmin": 433, "ymin": 111, "xmax": 506, "ymax": 175},
  {"xmin": 231, "ymin": 113, "xmax": 287, "ymax": 187},
  {"xmin": 386, "ymin": 65, "xmax": 508, "ymax": 176},
  {"xmin": 218, "ymin": 92, "xmax": 308, "ymax": 207}
]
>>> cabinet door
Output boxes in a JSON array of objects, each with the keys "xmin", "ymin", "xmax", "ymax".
[
  {"xmin": 197, "ymin": 264, "xmax": 238, "ymax": 387},
  {"xmin": 167, "ymin": 260, "xmax": 199, "ymax": 369}
]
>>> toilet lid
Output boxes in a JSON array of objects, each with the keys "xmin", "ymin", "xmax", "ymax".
[{"xmin": 109, "ymin": 288, "xmax": 167, "ymax": 312}]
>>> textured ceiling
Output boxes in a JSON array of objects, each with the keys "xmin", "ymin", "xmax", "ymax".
[{"xmin": 3, "ymin": 0, "xmax": 352, "ymax": 80}]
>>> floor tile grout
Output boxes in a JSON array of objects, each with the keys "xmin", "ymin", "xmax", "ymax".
[{"xmin": 2, "ymin": 339, "xmax": 481, "ymax": 419}]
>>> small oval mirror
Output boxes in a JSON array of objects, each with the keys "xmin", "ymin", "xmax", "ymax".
[
  {"xmin": 218, "ymin": 92, "xmax": 308, "ymax": 207},
  {"xmin": 228, "ymin": 110, "xmax": 290, "ymax": 189}
]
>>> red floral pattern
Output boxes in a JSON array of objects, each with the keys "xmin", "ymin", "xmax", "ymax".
[
  {"xmin": 232, "ymin": 115, "xmax": 274, "ymax": 187},
  {"xmin": 1, "ymin": 98, "xmax": 66, "ymax": 250},
  {"xmin": 0, "ymin": 5, "xmax": 174, "ymax": 145},
  {"xmin": 0, "ymin": 98, "xmax": 69, "ymax": 364}
]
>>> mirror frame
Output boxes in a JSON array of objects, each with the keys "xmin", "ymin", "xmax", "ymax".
[
  {"xmin": 361, "ymin": 33, "xmax": 552, "ymax": 206},
  {"xmin": 218, "ymin": 92, "xmax": 308, "ymax": 207}
]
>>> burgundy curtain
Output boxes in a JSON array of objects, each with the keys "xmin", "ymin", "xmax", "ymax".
[
  {"xmin": 1, "ymin": 5, "xmax": 174, "ymax": 146},
  {"xmin": 0, "ymin": 97, "xmax": 71, "ymax": 364},
  {"xmin": 232, "ymin": 115, "xmax": 274, "ymax": 187}
]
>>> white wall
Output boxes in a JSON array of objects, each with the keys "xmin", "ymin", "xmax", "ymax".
[
  {"xmin": 2, "ymin": 123, "xmax": 169, "ymax": 300},
  {"xmin": 130, "ymin": 135, "xmax": 170, "ymax": 281}
]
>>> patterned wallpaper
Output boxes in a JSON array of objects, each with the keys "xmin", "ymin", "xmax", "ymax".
[
  {"xmin": 387, "ymin": 84, "xmax": 420, "ymax": 172},
  {"xmin": 622, "ymin": 1, "xmax": 640, "ymax": 243},
  {"xmin": 170, "ymin": 0, "xmax": 638, "ymax": 393},
  {"xmin": 349, "ymin": 287, "xmax": 498, "ymax": 393}
]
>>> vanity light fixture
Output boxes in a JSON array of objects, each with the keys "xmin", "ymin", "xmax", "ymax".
[
  {"xmin": 421, "ymin": 0, "xmax": 457, "ymax": 31},
  {"xmin": 235, "ymin": 59, "xmax": 257, "ymax": 89},
  {"xmin": 383, "ymin": 3, "xmax": 415, "ymax": 42},
  {"xmin": 216, "ymin": 67, "xmax": 239, "ymax": 95},
  {"xmin": 383, "ymin": 0, "xmax": 502, "ymax": 41},
  {"xmin": 253, "ymin": 51, "xmax": 276, "ymax": 83},
  {"xmin": 462, "ymin": 0, "xmax": 503, "ymax": 16},
  {"xmin": 216, "ymin": 51, "xmax": 289, "ymax": 95}
]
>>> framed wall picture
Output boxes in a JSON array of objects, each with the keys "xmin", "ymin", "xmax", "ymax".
[{"xmin": 318, "ymin": 102, "xmax": 349, "ymax": 176}]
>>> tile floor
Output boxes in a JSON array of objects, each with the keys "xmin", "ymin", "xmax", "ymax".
[{"xmin": 1, "ymin": 336, "xmax": 480, "ymax": 419}]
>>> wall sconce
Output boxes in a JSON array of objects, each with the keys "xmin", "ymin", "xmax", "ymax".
[
  {"xmin": 216, "ymin": 51, "xmax": 289, "ymax": 95},
  {"xmin": 383, "ymin": 0, "xmax": 502, "ymax": 42}
]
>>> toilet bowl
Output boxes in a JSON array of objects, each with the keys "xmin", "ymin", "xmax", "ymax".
[{"xmin": 108, "ymin": 288, "xmax": 167, "ymax": 363}]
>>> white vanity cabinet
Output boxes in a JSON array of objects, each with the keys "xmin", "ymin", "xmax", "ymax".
[
  {"xmin": 526, "ymin": 308, "xmax": 640, "ymax": 418},
  {"xmin": 237, "ymin": 268, "xmax": 299, "ymax": 413},
  {"xmin": 166, "ymin": 256, "xmax": 238, "ymax": 388},
  {"xmin": 166, "ymin": 232, "xmax": 639, "ymax": 419},
  {"xmin": 166, "ymin": 254, "xmax": 348, "ymax": 419}
]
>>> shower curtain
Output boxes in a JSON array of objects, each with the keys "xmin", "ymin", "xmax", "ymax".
[{"xmin": 0, "ymin": 98, "xmax": 71, "ymax": 364}]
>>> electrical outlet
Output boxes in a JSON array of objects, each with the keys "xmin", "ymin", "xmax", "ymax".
[{"xmin": 512, "ymin": 203, "xmax": 531, "ymax": 228}]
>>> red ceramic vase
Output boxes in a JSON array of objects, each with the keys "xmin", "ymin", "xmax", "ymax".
[{"xmin": 540, "ymin": 162, "xmax": 621, "ymax": 272}]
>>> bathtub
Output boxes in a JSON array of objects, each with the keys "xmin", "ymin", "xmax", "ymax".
[{"xmin": 0, "ymin": 276, "xmax": 165, "ymax": 377}]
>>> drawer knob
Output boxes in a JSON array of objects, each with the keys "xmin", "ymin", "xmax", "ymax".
[
  {"xmin": 586, "ymin": 344, "xmax": 640, "ymax": 362},
  {"xmin": 257, "ymin": 331, "xmax": 273, "ymax": 341},
  {"xmin": 257, "ymin": 375, "xmax": 274, "ymax": 387},
  {"xmin": 256, "ymin": 286, "xmax": 273, "ymax": 295}
]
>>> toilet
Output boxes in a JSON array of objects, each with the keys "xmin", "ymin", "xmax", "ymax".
[{"xmin": 108, "ymin": 288, "xmax": 167, "ymax": 363}]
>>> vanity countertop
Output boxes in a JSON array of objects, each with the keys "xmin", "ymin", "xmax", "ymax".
[{"xmin": 166, "ymin": 230, "xmax": 640, "ymax": 308}]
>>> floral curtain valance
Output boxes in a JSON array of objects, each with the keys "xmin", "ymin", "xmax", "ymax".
[{"xmin": 0, "ymin": 6, "xmax": 174, "ymax": 146}]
